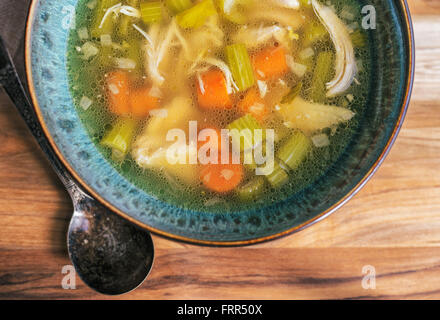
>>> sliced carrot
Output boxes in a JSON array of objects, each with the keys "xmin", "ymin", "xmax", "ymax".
[
  {"xmin": 106, "ymin": 70, "xmax": 131, "ymax": 115},
  {"xmin": 252, "ymin": 45, "xmax": 289, "ymax": 80},
  {"xmin": 200, "ymin": 162, "xmax": 244, "ymax": 193},
  {"xmin": 199, "ymin": 127, "xmax": 242, "ymax": 194},
  {"xmin": 129, "ymin": 86, "xmax": 160, "ymax": 118},
  {"xmin": 237, "ymin": 87, "xmax": 269, "ymax": 122},
  {"xmin": 196, "ymin": 69, "xmax": 233, "ymax": 110}
]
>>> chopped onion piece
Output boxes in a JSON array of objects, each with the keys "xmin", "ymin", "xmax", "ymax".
[
  {"xmin": 86, "ymin": 0, "xmax": 97, "ymax": 9},
  {"xmin": 100, "ymin": 34, "xmax": 112, "ymax": 46},
  {"xmin": 81, "ymin": 42, "xmax": 99, "ymax": 60},
  {"xmin": 108, "ymin": 84, "xmax": 119, "ymax": 95},
  {"xmin": 286, "ymin": 55, "xmax": 307, "ymax": 78},
  {"xmin": 149, "ymin": 109, "xmax": 168, "ymax": 118},
  {"xmin": 257, "ymin": 80, "xmax": 268, "ymax": 98},
  {"xmin": 311, "ymin": 134, "xmax": 330, "ymax": 148},
  {"xmin": 257, "ymin": 70, "xmax": 265, "ymax": 78},
  {"xmin": 299, "ymin": 47, "xmax": 314, "ymax": 60},
  {"xmin": 77, "ymin": 27, "xmax": 89, "ymax": 40},
  {"xmin": 249, "ymin": 103, "xmax": 265, "ymax": 115},
  {"xmin": 79, "ymin": 96, "xmax": 93, "ymax": 110},
  {"xmin": 114, "ymin": 57, "xmax": 136, "ymax": 69}
]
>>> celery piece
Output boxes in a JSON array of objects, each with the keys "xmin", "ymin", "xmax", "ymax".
[
  {"xmin": 299, "ymin": 0, "xmax": 311, "ymax": 8},
  {"xmin": 118, "ymin": 15, "xmax": 131, "ymax": 38},
  {"xmin": 308, "ymin": 51, "xmax": 334, "ymax": 103},
  {"xmin": 236, "ymin": 177, "xmax": 265, "ymax": 202},
  {"xmin": 227, "ymin": 114, "xmax": 262, "ymax": 152},
  {"xmin": 123, "ymin": 39, "xmax": 143, "ymax": 75},
  {"xmin": 281, "ymin": 82, "xmax": 303, "ymax": 104},
  {"xmin": 297, "ymin": 56, "xmax": 314, "ymax": 76},
  {"xmin": 265, "ymin": 160, "xmax": 289, "ymax": 188},
  {"xmin": 217, "ymin": 0, "xmax": 253, "ymax": 24},
  {"xmin": 98, "ymin": 44, "xmax": 114, "ymax": 67},
  {"xmin": 91, "ymin": 0, "xmax": 119, "ymax": 38},
  {"xmin": 101, "ymin": 117, "xmax": 137, "ymax": 160},
  {"xmin": 277, "ymin": 130, "xmax": 311, "ymax": 170},
  {"xmin": 225, "ymin": 43, "xmax": 255, "ymax": 92},
  {"xmin": 176, "ymin": 0, "xmax": 217, "ymax": 28},
  {"xmin": 166, "ymin": 0, "xmax": 193, "ymax": 14},
  {"xmin": 140, "ymin": 1, "xmax": 163, "ymax": 24},
  {"xmin": 350, "ymin": 29, "xmax": 367, "ymax": 48},
  {"xmin": 118, "ymin": 0, "xmax": 140, "ymax": 37},
  {"xmin": 302, "ymin": 21, "xmax": 328, "ymax": 47}
]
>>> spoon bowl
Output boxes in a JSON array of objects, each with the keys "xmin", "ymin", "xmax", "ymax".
[
  {"xmin": 67, "ymin": 184, "xmax": 154, "ymax": 295},
  {"xmin": 0, "ymin": 36, "xmax": 155, "ymax": 295}
]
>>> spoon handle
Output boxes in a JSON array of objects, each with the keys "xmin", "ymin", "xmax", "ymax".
[{"xmin": 0, "ymin": 36, "xmax": 76, "ymax": 190}]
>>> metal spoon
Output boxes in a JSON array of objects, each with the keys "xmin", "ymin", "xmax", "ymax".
[{"xmin": 0, "ymin": 36, "xmax": 154, "ymax": 295}]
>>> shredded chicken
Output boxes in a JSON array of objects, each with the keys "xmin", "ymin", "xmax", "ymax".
[
  {"xmin": 140, "ymin": 20, "xmax": 186, "ymax": 87},
  {"xmin": 189, "ymin": 56, "xmax": 239, "ymax": 94},
  {"xmin": 247, "ymin": 5, "xmax": 305, "ymax": 29},
  {"xmin": 232, "ymin": 25, "xmax": 291, "ymax": 49},
  {"xmin": 183, "ymin": 15, "xmax": 224, "ymax": 61},
  {"xmin": 138, "ymin": 16, "xmax": 224, "ymax": 88},
  {"xmin": 277, "ymin": 96, "xmax": 355, "ymax": 132},
  {"xmin": 99, "ymin": 3, "xmax": 140, "ymax": 29},
  {"xmin": 311, "ymin": 0, "xmax": 357, "ymax": 97},
  {"xmin": 132, "ymin": 97, "xmax": 202, "ymax": 184}
]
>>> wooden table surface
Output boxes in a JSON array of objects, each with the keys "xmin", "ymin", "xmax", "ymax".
[{"xmin": 0, "ymin": 0, "xmax": 439, "ymax": 300}]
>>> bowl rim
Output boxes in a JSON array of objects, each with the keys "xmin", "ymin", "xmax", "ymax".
[{"xmin": 24, "ymin": 0, "xmax": 415, "ymax": 247}]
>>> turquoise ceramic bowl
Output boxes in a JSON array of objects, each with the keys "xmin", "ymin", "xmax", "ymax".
[{"xmin": 25, "ymin": 0, "xmax": 414, "ymax": 245}]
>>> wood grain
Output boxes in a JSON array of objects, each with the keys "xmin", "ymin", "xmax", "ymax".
[
  {"xmin": 408, "ymin": 0, "xmax": 440, "ymax": 15},
  {"xmin": 1, "ymin": 0, "xmax": 439, "ymax": 299}
]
